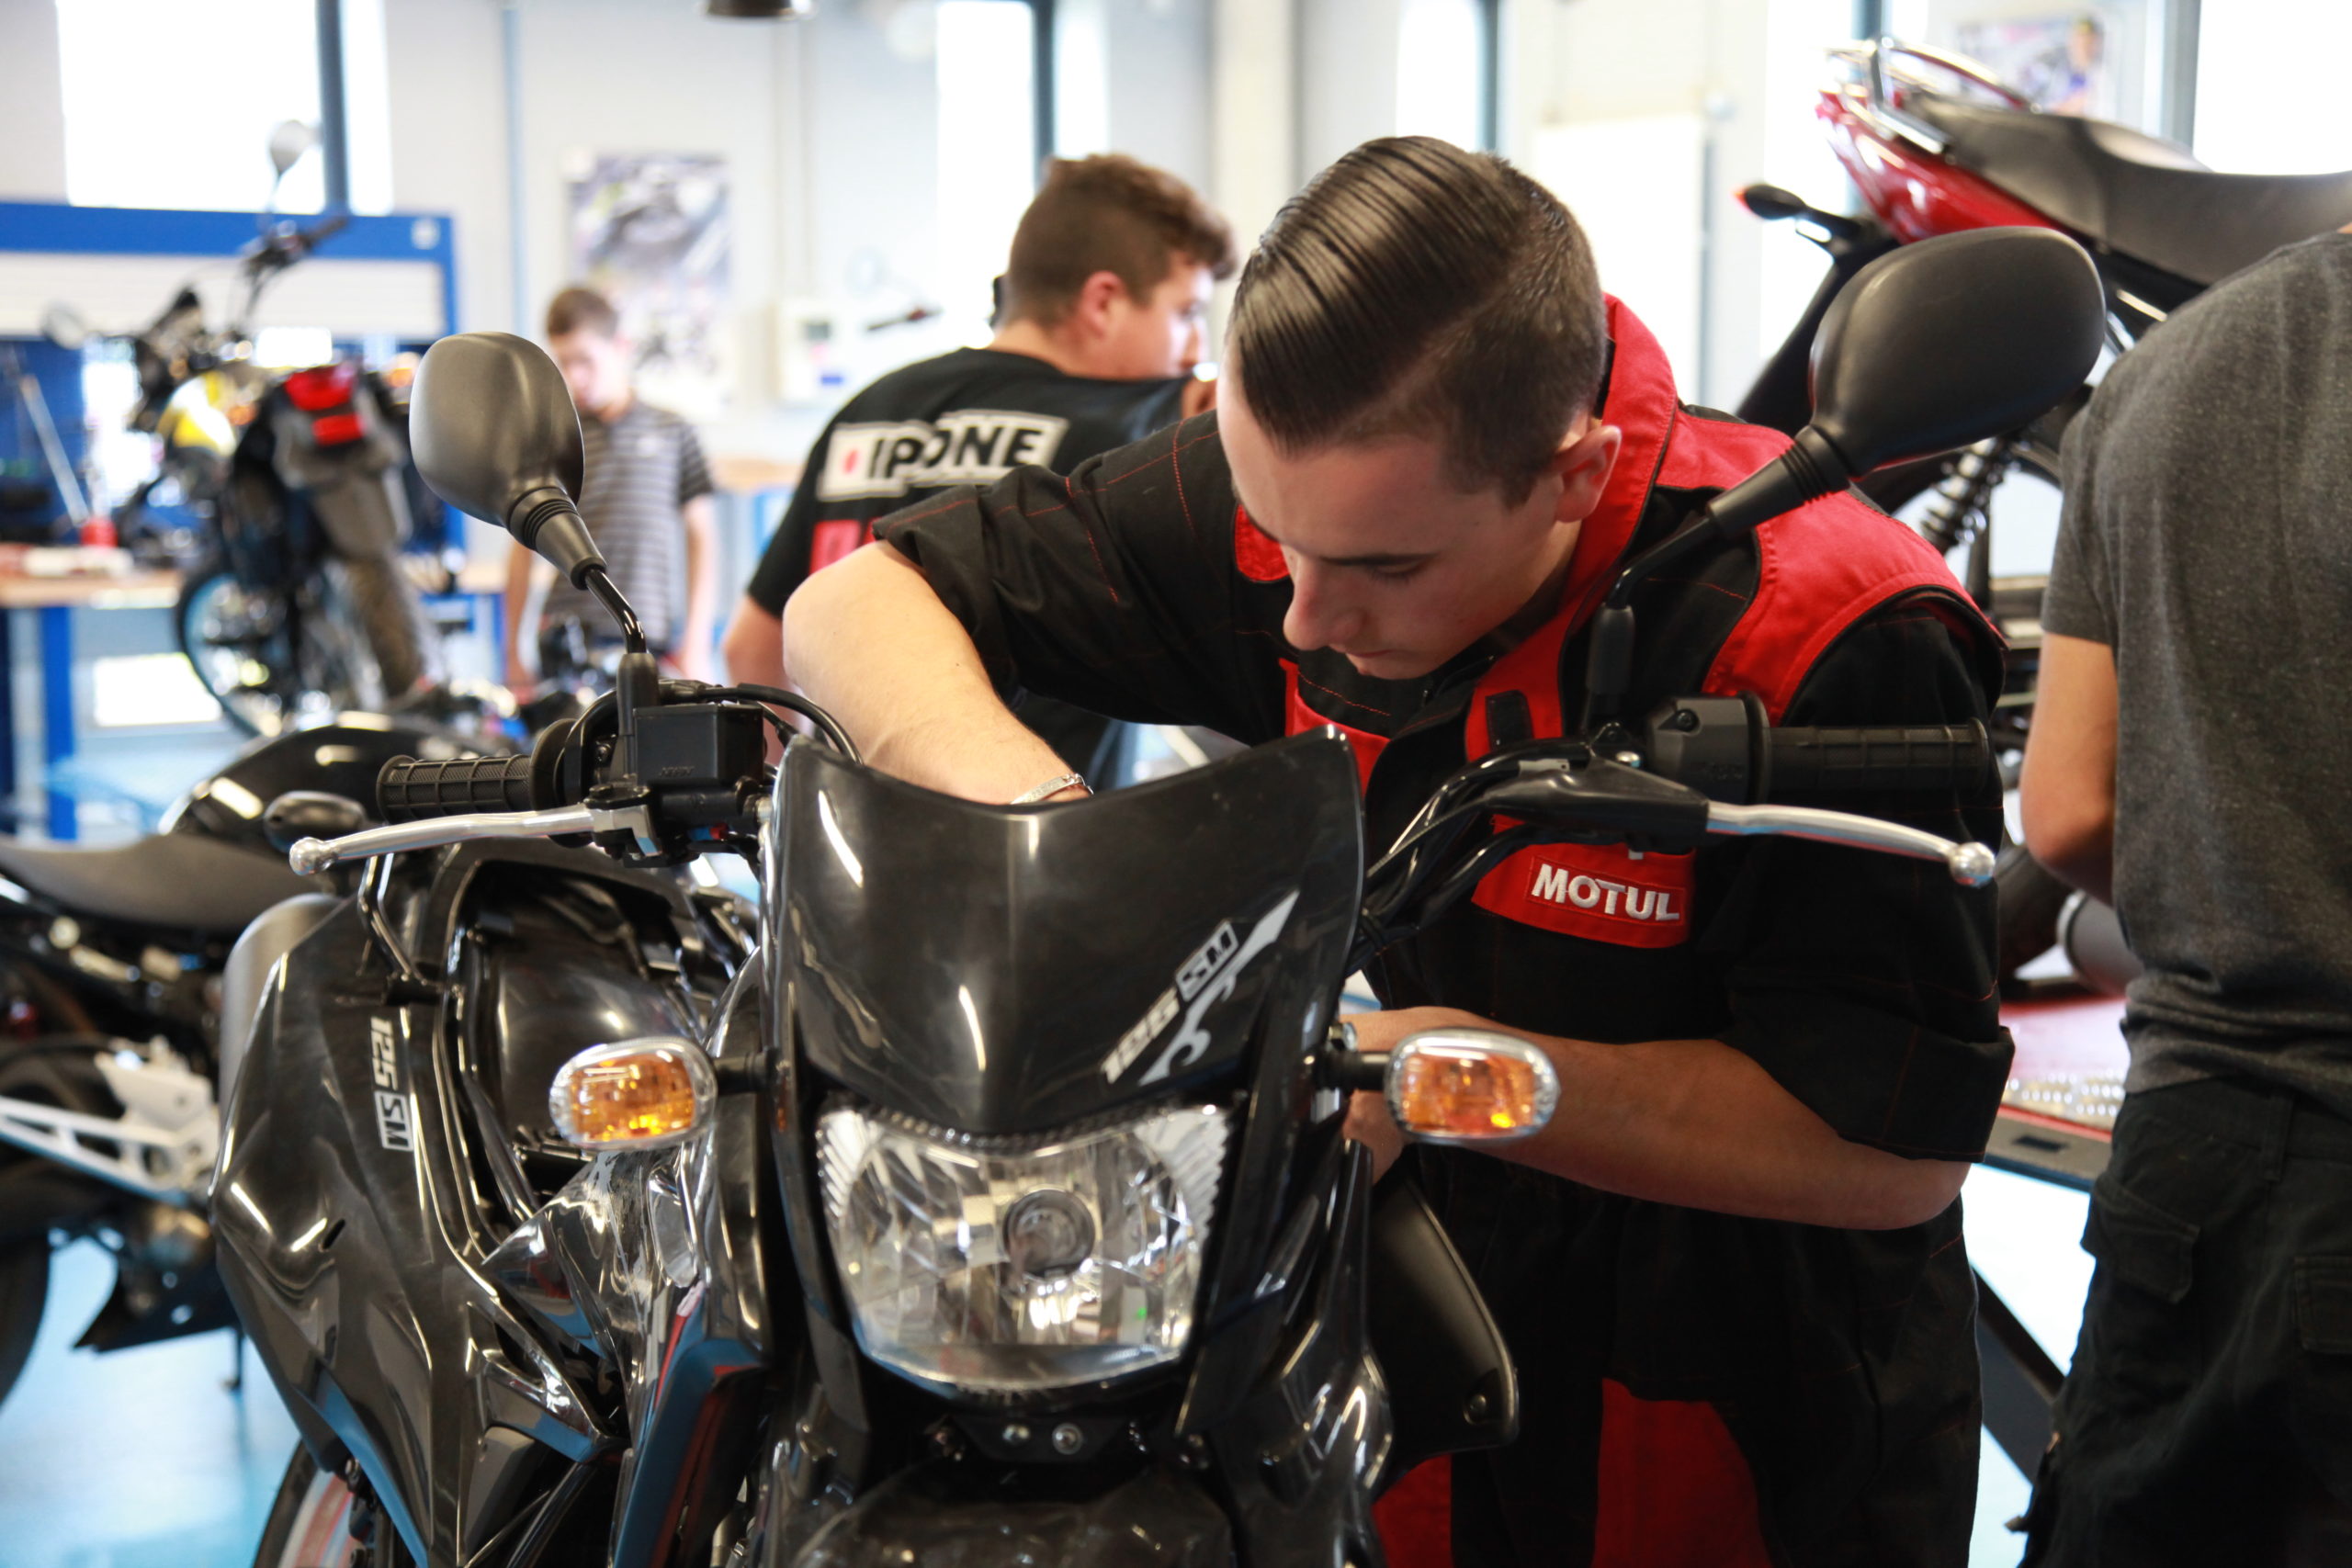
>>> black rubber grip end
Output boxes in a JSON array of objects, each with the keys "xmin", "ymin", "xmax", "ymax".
[
  {"xmin": 1765, "ymin": 721, "xmax": 1991, "ymax": 795},
  {"xmin": 377, "ymin": 752, "xmax": 542, "ymax": 823}
]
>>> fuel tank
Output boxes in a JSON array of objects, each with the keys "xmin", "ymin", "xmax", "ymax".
[{"xmin": 213, "ymin": 838, "xmax": 734, "ymax": 1565}]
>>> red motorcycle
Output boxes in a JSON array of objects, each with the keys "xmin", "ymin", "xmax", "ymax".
[{"xmin": 1741, "ymin": 39, "xmax": 2352, "ymax": 984}]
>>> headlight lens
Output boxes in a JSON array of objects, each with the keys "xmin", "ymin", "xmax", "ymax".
[{"xmin": 816, "ymin": 1101, "xmax": 1229, "ymax": 1394}]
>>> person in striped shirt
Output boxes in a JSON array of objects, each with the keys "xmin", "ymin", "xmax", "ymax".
[{"xmin": 503, "ymin": 286, "xmax": 718, "ymax": 694}]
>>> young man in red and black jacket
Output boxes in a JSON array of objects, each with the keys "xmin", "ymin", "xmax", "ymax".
[{"xmin": 784, "ymin": 137, "xmax": 2010, "ymax": 1567}]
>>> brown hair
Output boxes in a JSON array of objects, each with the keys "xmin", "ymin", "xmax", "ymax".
[
  {"xmin": 545, "ymin": 286, "xmax": 620, "ymax": 341},
  {"xmin": 1228, "ymin": 137, "xmax": 1608, "ymax": 501},
  {"xmin": 1001, "ymin": 154, "xmax": 1237, "ymax": 326}
]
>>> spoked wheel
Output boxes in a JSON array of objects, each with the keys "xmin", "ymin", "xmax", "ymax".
[
  {"xmin": 177, "ymin": 566, "xmax": 383, "ymax": 736},
  {"xmin": 177, "ymin": 566, "xmax": 304, "ymax": 737},
  {"xmin": 252, "ymin": 1446, "xmax": 412, "ymax": 1568}
]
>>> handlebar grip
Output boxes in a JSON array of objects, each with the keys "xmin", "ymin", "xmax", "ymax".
[
  {"xmin": 1763, "ymin": 722, "xmax": 1991, "ymax": 795},
  {"xmin": 377, "ymin": 753, "xmax": 541, "ymax": 823}
]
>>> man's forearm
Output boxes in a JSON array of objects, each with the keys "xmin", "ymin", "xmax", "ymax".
[
  {"xmin": 782, "ymin": 540, "xmax": 1079, "ymax": 802},
  {"xmin": 502, "ymin": 544, "xmax": 535, "ymax": 670},
  {"xmin": 682, "ymin": 499, "xmax": 719, "ymax": 656},
  {"xmin": 1354, "ymin": 1008, "xmax": 1969, "ymax": 1230}
]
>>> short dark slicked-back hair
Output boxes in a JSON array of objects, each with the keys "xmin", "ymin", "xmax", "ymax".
[
  {"xmin": 1003, "ymin": 154, "xmax": 1238, "ymax": 327},
  {"xmin": 1229, "ymin": 137, "xmax": 1608, "ymax": 501},
  {"xmin": 546, "ymin": 285, "xmax": 620, "ymax": 341}
]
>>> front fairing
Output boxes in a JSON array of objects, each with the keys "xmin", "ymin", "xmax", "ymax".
[
  {"xmin": 770, "ymin": 733, "xmax": 1363, "ymax": 1137},
  {"xmin": 761, "ymin": 732, "xmax": 1364, "ymax": 1456}
]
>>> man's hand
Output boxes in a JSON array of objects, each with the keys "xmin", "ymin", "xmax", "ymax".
[
  {"xmin": 1339, "ymin": 1006, "xmax": 1476, "ymax": 1179},
  {"xmin": 503, "ymin": 653, "xmax": 537, "ymax": 703}
]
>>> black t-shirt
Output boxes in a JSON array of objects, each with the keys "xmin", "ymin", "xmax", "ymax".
[
  {"xmin": 874, "ymin": 376, "xmax": 2009, "ymax": 1561},
  {"xmin": 743, "ymin": 347, "xmax": 1188, "ymax": 614}
]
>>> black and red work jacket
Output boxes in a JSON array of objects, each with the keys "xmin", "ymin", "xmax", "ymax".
[{"xmin": 877, "ymin": 300, "xmax": 2012, "ymax": 1568}]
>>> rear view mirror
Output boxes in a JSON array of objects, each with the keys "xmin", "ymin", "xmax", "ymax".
[
  {"xmin": 1809, "ymin": 225, "xmax": 2105, "ymax": 477},
  {"xmin": 412, "ymin": 333, "xmax": 605, "ymax": 585},
  {"xmin": 266, "ymin": 119, "xmax": 317, "ymax": 179},
  {"xmin": 1386, "ymin": 1029, "xmax": 1560, "ymax": 1144}
]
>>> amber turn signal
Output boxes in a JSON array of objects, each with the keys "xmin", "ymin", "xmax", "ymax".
[
  {"xmin": 1385, "ymin": 1030, "xmax": 1560, "ymax": 1144},
  {"xmin": 548, "ymin": 1038, "xmax": 717, "ymax": 1151}
]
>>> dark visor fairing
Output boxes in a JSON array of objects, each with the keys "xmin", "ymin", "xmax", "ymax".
[{"xmin": 771, "ymin": 733, "xmax": 1363, "ymax": 1136}]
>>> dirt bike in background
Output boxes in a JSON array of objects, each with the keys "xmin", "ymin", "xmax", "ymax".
[
  {"xmin": 41, "ymin": 127, "xmax": 445, "ymax": 737},
  {"xmin": 1738, "ymin": 39, "xmax": 2352, "ymax": 986}
]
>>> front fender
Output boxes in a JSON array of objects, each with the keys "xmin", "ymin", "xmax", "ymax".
[{"xmin": 785, "ymin": 1464, "xmax": 1233, "ymax": 1568}]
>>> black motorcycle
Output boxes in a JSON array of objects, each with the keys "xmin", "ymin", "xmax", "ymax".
[
  {"xmin": 46, "ymin": 206, "xmax": 443, "ymax": 737},
  {"xmin": 0, "ymin": 715, "xmax": 497, "ymax": 1411},
  {"xmin": 213, "ymin": 226, "xmax": 2099, "ymax": 1567}
]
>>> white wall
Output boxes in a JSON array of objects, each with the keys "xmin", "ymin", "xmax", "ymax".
[{"xmin": 0, "ymin": 0, "xmax": 69, "ymax": 201}]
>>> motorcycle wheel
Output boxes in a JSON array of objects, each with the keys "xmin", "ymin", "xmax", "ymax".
[
  {"xmin": 334, "ymin": 552, "xmax": 433, "ymax": 697},
  {"xmin": 176, "ymin": 565, "xmax": 302, "ymax": 738},
  {"xmin": 251, "ymin": 1446, "xmax": 412, "ymax": 1568},
  {"xmin": 0, "ymin": 1241, "xmax": 45, "ymax": 1414}
]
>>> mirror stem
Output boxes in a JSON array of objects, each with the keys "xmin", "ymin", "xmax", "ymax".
[{"xmin": 1577, "ymin": 428, "xmax": 1852, "ymax": 733}]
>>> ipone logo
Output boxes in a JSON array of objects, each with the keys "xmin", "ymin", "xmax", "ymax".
[
  {"xmin": 815, "ymin": 411, "xmax": 1069, "ymax": 501},
  {"xmin": 1528, "ymin": 863, "xmax": 1682, "ymax": 925}
]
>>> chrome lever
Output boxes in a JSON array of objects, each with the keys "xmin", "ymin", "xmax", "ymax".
[
  {"xmin": 1705, "ymin": 802, "xmax": 1997, "ymax": 886},
  {"xmin": 288, "ymin": 804, "xmax": 599, "ymax": 875}
]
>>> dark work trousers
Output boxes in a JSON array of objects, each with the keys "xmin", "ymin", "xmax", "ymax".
[{"xmin": 2021, "ymin": 1076, "xmax": 2352, "ymax": 1567}]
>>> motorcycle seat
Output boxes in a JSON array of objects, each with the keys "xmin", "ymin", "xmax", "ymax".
[
  {"xmin": 1913, "ymin": 96, "xmax": 2352, "ymax": 289},
  {"xmin": 0, "ymin": 833, "xmax": 312, "ymax": 937}
]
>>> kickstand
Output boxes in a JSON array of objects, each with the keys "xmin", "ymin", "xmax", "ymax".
[{"xmin": 226, "ymin": 1324, "xmax": 245, "ymax": 1394}]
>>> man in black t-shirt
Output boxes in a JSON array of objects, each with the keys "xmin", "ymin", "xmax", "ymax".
[{"xmin": 722, "ymin": 153, "xmax": 1235, "ymax": 775}]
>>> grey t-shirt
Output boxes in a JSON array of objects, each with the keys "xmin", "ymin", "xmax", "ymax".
[
  {"xmin": 538, "ymin": 400, "xmax": 714, "ymax": 649},
  {"xmin": 2043, "ymin": 231, "xmax": 2352, "ymax": 1111}
]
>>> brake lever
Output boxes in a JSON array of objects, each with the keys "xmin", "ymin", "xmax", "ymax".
[
  {"xmin": 1704, "ymin": 802, "xmax": 1996, "ymax": 886},
  {"xmin": 288, "ymin": 804, "xmax": 606, "ymax": 874}
]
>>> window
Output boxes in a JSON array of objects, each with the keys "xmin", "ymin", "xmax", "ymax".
[
  {"xmin": 54, "ymin": 0, "xmax": 392, "ymax": 214},
  {"xmin": 1396, "ymin": 0, "xmax": 1498, "ymax": 151},
  {"xmin": 2194, "ymin": 0, "xmax": 2352, "ymax": 173},
  {"xmin": 934, "ymin": 0, "xmax": 1045, "ymax": 344}
]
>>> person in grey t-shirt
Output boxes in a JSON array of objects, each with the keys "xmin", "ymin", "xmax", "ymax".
[
  {"xmin": 2018, "ymin": 230, "xmax": 2352, "ymax": 1563},
  {"xmin": 503, "ymin": 287, "xmax": 718, "ymax": 693}
]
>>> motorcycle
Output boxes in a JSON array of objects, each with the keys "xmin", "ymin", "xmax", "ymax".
[
  {"xmin": 212, "ymin": 225, "xmax": 2099, "ymax": 1567},
  {"xmin": 42, "ymin": 127, "xmax": 445, "ymax": 737},
  {"xmin": 0, "ymin": 714, "xmax": 499, "ymax": 1412},
  {"xmin": 1739, "ymin": 39, "xmax": 2352, "ymax": 986}
]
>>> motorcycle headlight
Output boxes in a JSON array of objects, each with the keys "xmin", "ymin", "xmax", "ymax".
[{"xmin": 816, "ymin": 1101, "xmax": 1229, "ymax": 1395}]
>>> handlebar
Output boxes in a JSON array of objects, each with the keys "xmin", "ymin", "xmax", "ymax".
[
  {"xmin": 378, "ymin": 753, "xmax": 544, "ymax": 821},
  {"xmin": 1763, "ymin": 722, "xmax": 1990, "ymax": 795}
]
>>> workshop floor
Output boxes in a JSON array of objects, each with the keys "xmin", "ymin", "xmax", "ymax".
[{"xmin": 0, "ymin": 705, "xmax": 2110, "ymax": 1567}]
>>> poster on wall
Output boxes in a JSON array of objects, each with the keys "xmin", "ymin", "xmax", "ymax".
[
  {"xmin": 1951, "ymin": 11, "xmax": 2119, "ymax": 119},
  {"xmin": 564, "ymin": 151, "xmax": 731, "ymax": 418}
]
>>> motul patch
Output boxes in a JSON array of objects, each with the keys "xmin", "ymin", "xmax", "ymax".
[{"xmin": 1472, "ymin": 840, "xmax": 1696, "ymax": 947}]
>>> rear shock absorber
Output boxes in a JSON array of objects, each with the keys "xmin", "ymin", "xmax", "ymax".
[{"xmin": 1917, "ymin": 435, "xmax": 2018, "ymax": 557}]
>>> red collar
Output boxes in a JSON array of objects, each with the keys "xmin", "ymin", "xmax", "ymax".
[{"xmin": 1461, "ymin": 298, "xmax": 1679, "ymax": 751}]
